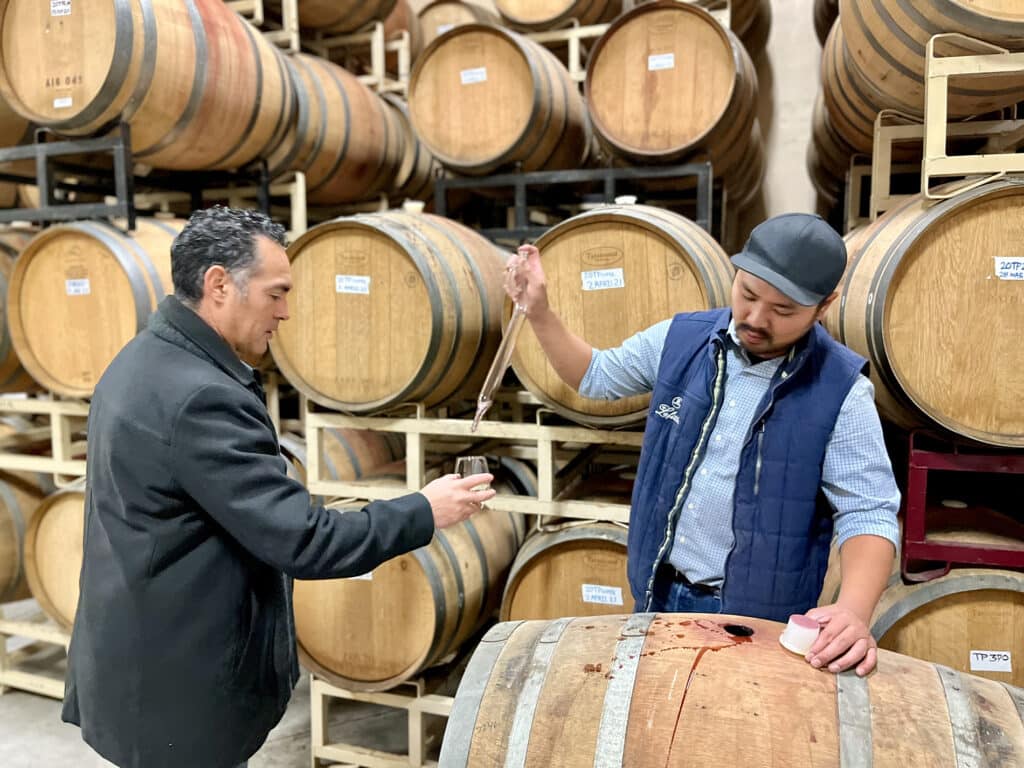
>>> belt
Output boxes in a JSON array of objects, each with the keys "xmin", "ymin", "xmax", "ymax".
[{"xmin": 657, "ymin": 563, "xmax": 721, "ymax": 595}]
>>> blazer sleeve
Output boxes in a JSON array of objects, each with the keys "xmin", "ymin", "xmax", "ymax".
[{"xmin": 170, "ymin": 381, "xmax": 435, "ymax": 579}]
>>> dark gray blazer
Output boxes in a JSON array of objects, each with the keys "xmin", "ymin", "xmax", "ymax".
[{"xmin": 62, "ymin": 296, "xmax": 434, "ymax": 768}]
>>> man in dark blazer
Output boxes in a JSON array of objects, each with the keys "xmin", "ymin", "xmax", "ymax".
[{"xmin": 61, "ymin": 207, "xmax": 494, "ymax": 768}]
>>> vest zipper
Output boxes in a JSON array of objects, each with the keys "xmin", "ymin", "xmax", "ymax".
[
  {"xmin": 643, "ymin": 343, "xmax": 728, "ymax": 611},
  {"xmin": 720, "ymin": 351, "xmax": 799, "ymax": 607},
  {"xmin": 753, "ymin": 422, "xmax": 765, "ymax": 496}
]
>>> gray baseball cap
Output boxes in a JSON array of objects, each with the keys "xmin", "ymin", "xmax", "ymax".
[{"xmin": 730, "ymin": 213, "xmax": 847, "ymax": 306}]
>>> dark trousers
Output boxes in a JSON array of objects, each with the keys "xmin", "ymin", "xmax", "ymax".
[{"xmin": 647, "ymin": 564, "xmax": 723, "ymax": 613}]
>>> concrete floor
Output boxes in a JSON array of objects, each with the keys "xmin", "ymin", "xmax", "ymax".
[{"xmin": 0, "ymin": 601, "xmax": 437, "ymax": 768}]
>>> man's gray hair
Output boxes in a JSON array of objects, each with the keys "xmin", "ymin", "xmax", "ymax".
[{"xmin": 171, "ymin": 206, "xmax": 287, "ymax": 306}]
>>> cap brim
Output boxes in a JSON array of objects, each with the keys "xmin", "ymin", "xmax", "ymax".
[{"xmin": 731, "ymin": 253, "xmax": 824, "ymax": 306}]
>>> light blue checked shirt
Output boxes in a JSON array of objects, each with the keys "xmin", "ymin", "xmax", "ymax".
[{"xmin": 579, "ymin": 319, "xmax": 900, "ymax": 588}]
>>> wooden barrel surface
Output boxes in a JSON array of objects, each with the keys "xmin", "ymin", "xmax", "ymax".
[
  {"xmin": 381, "ymin": 93, "xmax": 443, "ymax": 204},
  {"xmin": 820, "ymin": 18, "xmax": 886, "ymax": 156},
  {"xmin": 839, "ymin": 0, "xmax": 1024, "ymax": 119},
  {"xmin": 825, "ymin": 180, "xmax": 1024, "ymax": 446},
  {"xmin": 440, "ymin": 613, "xmax": 1024, "ymax": 766},
  {"xmin": 419, "ymin": 0, "xmax": 501, "ymax": 48},
  {"xmin": 0, "ymin": 227, "xmax": 40, "ymax": 392},
  {"xmin": 500, "ymin": 522, "xmax": 632, "ymax": 621},
  {"xmin": 269, "ymin": 53, "xmax": 403, "ymax": 205},
  {"xmin": 0, "ymin": 457, "xmax": 46, "ymax": 604},
  {"xmin": 0, "ymin": 0, "xmax": 293, "ymax": 171},
  {"xmin": 293, "ymin": 503, "xmax": 526, "ymax": 691},
  {"xmin": 509, "ymin": 204, "xmax": 733, "ymax": 426},
  {"xmin": 278, "ymin": 428, "xmax": 405, "ymax": 487},
  {"xmin": 408, "ymin": 24, "xmax": 590, "ymax": 175},
  {"xmin": 298, "ymin": 0, "xmax": 398, "ymax": 32},
  {"xmin": 23, "ymin": 485, "xmax": 83, "ymax": 629},
  {"xmin": 0, "ymin": 89, "xmax": 30, "ymax": 148},
  {"xmin": 273, "ymin": 212, "xmax": 508, "ymax": 414},
  {"xmin": 819, "ymin": 520, "xmax": 1024, "ymax": 688},
  {"xmin": 7, "ymin": 217, "xmax": 183, "ymax": 399},
  {"xmin": 585, "ymin": 2, "xmax": 758, "ymax": 184},
  {"xmin": 493, "ymin": 0, "xmax": 621, "ymax": 30}
]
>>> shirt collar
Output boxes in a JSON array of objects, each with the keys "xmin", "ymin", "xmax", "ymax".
[{"xmin": 155, "ymin": 296, "xmax": 260, "ymax": 389}]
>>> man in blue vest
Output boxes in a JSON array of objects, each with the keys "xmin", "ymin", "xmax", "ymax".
[{"xmin": 510, "ymin": 212, "xmax": 899, "ymax": 677}]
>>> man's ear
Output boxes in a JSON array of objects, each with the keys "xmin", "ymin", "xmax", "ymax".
[
  {"xmin": 202, "ymin": 265, "xmax": 230, "ymax": 304},
  {"xmin": 816, "ymin": 291, "xmax": 839, "ymax": 321}
]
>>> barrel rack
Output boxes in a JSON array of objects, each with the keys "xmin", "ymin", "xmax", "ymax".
[
  {"xmin": 228, "ymin": 0, "xmax": 301, "ymax": 53},
  {"xmin": 310, "ymin": 675, "xmax": 453, "ymax": 768},
  {"xmin": 0, "ymin": 601, "xmax": 70, "ymax": 700},
  {"xmin": 901, "ymin": 431, "xmax": 1024, "ymax": 580},
  {"xmin": 838, "ymin": 32, "xmax": 1024, "ymax": 235},
  {"xmin": 302, "ymin": 395, "xmax": 641, "ymax": 527},
  {"xmin": 434, "ymin": 161, "xmax": 716, "ymax": 246}
]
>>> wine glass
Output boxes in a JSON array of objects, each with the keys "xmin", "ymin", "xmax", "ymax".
[{"xmin": 454, "ymin": 455, "xmax": 490, "ymax": 490}]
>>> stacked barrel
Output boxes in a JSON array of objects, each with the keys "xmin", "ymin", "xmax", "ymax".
[
  {"xmin": 406, "ymin": 1, "xmax": 770, "ymax": 210},
  {"xmin": 807, "ymin": 0, "xmax": 1024, "ymax": 208}
]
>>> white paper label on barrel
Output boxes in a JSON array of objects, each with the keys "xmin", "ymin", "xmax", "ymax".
[
  {"xmin": 53, "ymin": 96, "xmax": 73, "ymax": 109},
  {"xmin": 581, "ymin": 584, "xmax": 623, "ymax": 605},
  {"xmin": 50, "ymin": 0, "xmax": 71, "ymax": 16},
  {"xmin": 460, "ymin": 67, "xmax": 487, "ymax": 85},
  {"xmin": 347, "ymin": 572, "xmax": 373, "ymax": 581},
  {"xmin": 648, "ymin": 53, "xmax": 675, "ymax": 71},
  {"xmin": 969, "ymin": 650, "xmax": 1012, "ymax": 673},
  {"xmin": 995, "ymin": 257, "xmax": 1024, "ymax": 281},
  {"xmin": 437, "ymin": 23, "xmax": 455, "ymax": 34},
  {"xmin": 65, "ymin": 278, "xmax": 90, "ymax": 296},
  {"xmin": 335, "ymin": 275, "xmax": 370, "ymax": 294},
  {"xmin": 581, "ymin": 268, "xmax": 625, "ymax": 292}
]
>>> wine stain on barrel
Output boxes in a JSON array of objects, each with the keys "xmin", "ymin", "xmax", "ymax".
[{"xmin": 662, "ymin": 621, "xmax": 757, "ymax": 767}]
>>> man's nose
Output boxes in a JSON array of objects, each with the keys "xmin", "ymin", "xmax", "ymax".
[{"xmin": 746, "ymin": 303, "xmax": 767, "ymax": 328}]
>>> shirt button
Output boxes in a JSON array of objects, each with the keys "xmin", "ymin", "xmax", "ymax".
[
  {"xmin": 715, "ymin": 435, "xmax": 722, "ymax": 442},
  {"xmin": 679, "ymin": 536, "xmax": 686, "ymax": 544},
  {"xmin": 700, "ymin": 469, "xmax": 707, "ymax": 476},
  {"xmin": 729, "ymin": 400, "xmax": 736, "ymax": 407},
  {"xmin": 688, "ymin": 503, "xmax": 695, "ymax": 509}
]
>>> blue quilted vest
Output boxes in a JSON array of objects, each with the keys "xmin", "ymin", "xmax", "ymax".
[{"xmin": 628, "ymin": 308, "xmax": 867, "ymax": 622}]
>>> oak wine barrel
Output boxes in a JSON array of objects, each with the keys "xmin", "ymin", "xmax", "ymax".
[
  {"xmin": 0, "ymin": 436, "xmax": 48, "ymax": 603},
  {"xmin": 824, "ymin": 179, "xmax": 1024, "ymax": 446},
  {"xmin": 500, "ymin": 522, "xmax": 631, "ymax": 621},
  {"xmin": 297, "ymin": 0, "xmax": 398, "ymax": 33},
  {"xmin": 408, "ymin": 24, "xmax": 591, "ymax": 175},
  {"xmin": 269, "ymin": 53, "xmax": 403, "ymax": 205},
  {"xmin": 380, "ymin": 93, "xmax": 443, "ymax": 205},
  {"xmin": 439, "ymin": 613, "xmax": 1024, "ymax": 766},
  {"xmin": 0, "ymin": 227, "xmax": 40, "ymax": 392},
  {"xmin": 418, "ymin": 0, "xmax": 501, "ymax": 49},
  {"xmin": 493, "ymin": 0, "xmax": 620, "ymax": 30},
  {"xmin": 8, "ymin": 218, "xmax": 183, "ymax": 399},
  {"xmin": 0, "ymin": 0, "xmax": 294, "ymax": 171},
  {"xmin": 585, "ymin": 2, "xmax": 759, "ymax": 200},
  {"xmin": 509, "ymin": 204, "xmax": 733, "ymax": 426},
  {"xmin": 23, "ymin": 484, "xmax": 83, "ymax": 629},
  {"xmin": 278, "ymin": 428, "xmax": 405, "ymax": 488},
  {"xmin": 839, "ymin": 0, "xmax": 1024, "ymax": 120},
  {"xmin": 273, "ymin": 212, "xmax": 507, "ymax": 414}
]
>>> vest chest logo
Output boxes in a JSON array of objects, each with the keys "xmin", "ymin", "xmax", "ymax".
[{"xmin": 654, "ymin": 396, "xmax": 682, "ymax": 425}]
